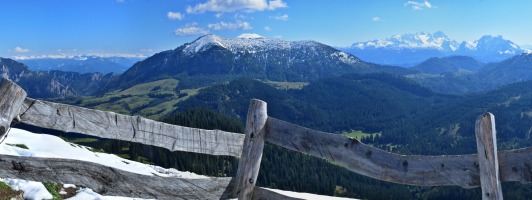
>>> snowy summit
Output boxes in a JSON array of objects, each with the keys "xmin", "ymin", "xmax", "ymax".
[{"xmin": 236, "ymin": 33, "xmax": 266, "ymax": 39}]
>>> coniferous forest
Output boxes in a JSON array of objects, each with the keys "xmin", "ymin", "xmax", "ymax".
[{"xmin": 21, "ymin": 74, "xmax": 532, "ymax": 199}]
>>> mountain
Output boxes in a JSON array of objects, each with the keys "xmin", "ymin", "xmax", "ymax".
[
  {"xmin": 476, "ymin": 53, "xmax": 532, "ymax": 88},
  {"xmin": 110, "ymin": 34, "xmax": 413, "ymax": 90},
  {"xmin": 341, "ymin": 31, "xmax": 525, "ymax": 66},
  {"xmin": 0, "ymin": 57, "xmax": 115, "ymax": 98},
  {"xmin": 455, "ymin": 35, "xmax": 524, "ymax": 62},
  {"xmin": 408, "ymin": 53, "xmax": 532, "ymax": 94},
  {"xmin": 17, "ymin": 55, "xmax": 143, "ymax": 74},
  {"xmin": 411, "ymin": 56, "xmax": 485, "ymax": 74},
  {"xmin": 174, "ymin": 74, "xmax": 441, "ymax": 133}
]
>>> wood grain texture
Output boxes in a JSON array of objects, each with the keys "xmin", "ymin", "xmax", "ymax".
[
  {"xmin": 17, "ymin": 98, "xmax": 245, "ymax": 157},
  {"xmin": 233, "ymin": 99, "xmax": 268, "ymax": 199},
  {"xmin": 0, "ymin": 154, "xmax": 234, "ymax": 200},
  {"xmin": 266, "ymin": 117, "xmax": 532, "ymax": 188},
  {"xmin": 0, "ymin": 155, "xmax": 308, "ymax": 200},
  {"xmin": 0, "ymin": 78, "xmax": 27, "ymax": 140},
  {"xmin": 475, "ymin": 113, "xmax": 503, "ymax": 200}
]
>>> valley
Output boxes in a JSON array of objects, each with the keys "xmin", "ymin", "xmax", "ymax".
[{"xmin": 3, "ymin": 33, "xmax": 532, "ymax": 199}]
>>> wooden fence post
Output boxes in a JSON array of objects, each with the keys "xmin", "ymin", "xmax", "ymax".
[
  {"xmin": 233, "ymin": 99, "xmax": 268, "ymax": 199},
  {"xmin": 0, "ymin": 78, "xmax": 27, "ymax": 141},
  {"xmin": 475, "ymin": 112, "xmax": 503, "ymax": 200}
]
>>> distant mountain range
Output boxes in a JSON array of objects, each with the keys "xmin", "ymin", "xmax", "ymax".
[
  {"xmin": 5, "ymin": 33, "xmax": 532, "ymax": 98},
  {"xmin": 408, "ymin": 53, "xmax": 532, "ymax": 94},
  {"xmin": 0, "ymin": 57, "xmax": 114, "ymax": 98},
  {"xmin": 340, "ymin": 31, "xmax": 527, "ymax": 66},
  {"xmin": 110, "ymin": 34, "xmax": 412, "ymax": 90},
  {"xmin": 16, "ymin": 55, "xmax": 143, "ymax": 74}
]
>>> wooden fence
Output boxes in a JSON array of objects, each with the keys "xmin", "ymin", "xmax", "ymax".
[{"xmin": 1, "ymin": 77, "xmax": 531, "ymax": 199}]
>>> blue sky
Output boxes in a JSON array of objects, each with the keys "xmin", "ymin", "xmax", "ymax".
[{"xmin": 2, "ymin": 0, "xmax": 532, "ymax": 58}]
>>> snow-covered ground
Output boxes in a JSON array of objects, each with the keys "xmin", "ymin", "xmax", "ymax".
[{"xmin": 0, "ymin": 128, "xmax": 356, "ymax": 200}]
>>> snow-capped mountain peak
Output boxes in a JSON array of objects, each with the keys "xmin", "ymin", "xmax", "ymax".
[
  {"xmin": 342, "ymin": 31, "xmax": 526, "ymax": 64},
  {"xmin": 237, "ymin": 33, "xmax": 265, "ymax": 39},
  {"xmin": 182, "ymin": 34, "xmax": 324, "ymax": 56},
  {"xmin": 351, "ymin": 31, "xmax": 458, "ymax": 51}
]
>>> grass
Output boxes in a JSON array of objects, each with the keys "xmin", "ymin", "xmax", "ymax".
[
  {"xmin": 62, "ymin": 137, "xmax": 99, "ymax": 143},
  {"xmin": 43, "ymin": 182, "xmax": 63, "ymax": 200},
  {"xmin": 265, "ymin": 80, "xmax": 309, "ymax": 90},
  {"xmin": 6, "ymin": 143, "xmax": 29, "ymax": 149},
  {"xmin": 0, "ymin": 181, "xmax": 22, "ymax": 200},
  {"xmin": 342, "ymin": 130, "xmax": 381, "ymax": 141},
  {"xmin": 60, "ymin": 78, "xmax": 201, "ymax": 120}
]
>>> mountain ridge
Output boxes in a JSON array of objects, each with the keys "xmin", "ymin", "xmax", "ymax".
[
  {"xmin": 341, "ymin": 31, "xmax": 526, "ymax": 66},
  {"xmin": 1, "ymin": 57, "xmax": 115, "ymax": 98},
  {"xmin": 17, "ymin": 55, "xmax": 143, "ymax": 74},
  {"xmin": 109, "ymin": 34, "xmax": 413, "ymax": 90}
]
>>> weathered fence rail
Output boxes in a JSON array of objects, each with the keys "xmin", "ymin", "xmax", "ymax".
[
  {"xmin": 19, "ymin": 98, "xmax": 245, "ymax": 157},
  {"xmin": 1, "ymin": 77, "xmax": 529, "ymax": 199}
]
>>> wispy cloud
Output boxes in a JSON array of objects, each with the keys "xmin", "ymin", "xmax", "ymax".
[
  {"xmin": 187, "ymin": 0, "xmax": 287, "ymax": 14},
  {"xmin": 208, "ymin": 21, "xmax": 252, "ymax": 30},
  {"xmin": 404, "ymin": 0, "xmax": 433, "ymax": 10},
  {"xmin": 116, "ymin": 0, "xmax": 125, "ymax": 3},
  {"xmin": 167, "ymin": 11, "xmax": 184, "ymax": 20},
  {"xmin": 271, "ymin": 14, "xmax": 288, "ymax": 21},
  {"xmin": 264, "ymin": 26, "xmax": 271, "ymax": 31},
  {"xmin": 372, "ymin": 17, "xmax": 383, "ymax": 22},
  {"xmin": 13, "ymin": 46, "xmax": 30, "ymax": 53},
  {"xmin": 174, "ymin": 23, "xmax": 209, "ymax": 36}
]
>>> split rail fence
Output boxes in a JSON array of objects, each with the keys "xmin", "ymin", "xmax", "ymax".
[{"xmin": 0, "ymin": 77, "xmax": 530, "ymax": 199}]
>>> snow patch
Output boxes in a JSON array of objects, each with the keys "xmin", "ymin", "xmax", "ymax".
[
  {"xmin": 264, "ymin": 188, "xmax": 355, "ymax": 200},
  {"xmin": 182, "ymin": 34, "xmax": 320, "ymax": 56},
  {"xmin": 237, "ymin": 33, "xmax": 265, "ymax": 39},
  {"xmin": 1, "ymin": 178, "xmax": 53, "ymax": 200},
  {"xmin": 0, "ymin": 128, "xmax": 357, "ymax": 200},
  {"xmin": 0, "ymin": 128, "xmax": 207, "ymax": 178}
]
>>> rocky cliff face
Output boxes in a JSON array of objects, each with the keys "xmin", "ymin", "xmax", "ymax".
[{"xmin": 0, "ymin": 57, "xmax": 115, "ymax": 98}]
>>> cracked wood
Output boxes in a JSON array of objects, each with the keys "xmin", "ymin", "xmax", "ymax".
[
  {"xmin": 0, "ymin": 154, "xmax": 234, "ymax": 200},
  {"xmin": 475, "ymin": 113, "xmax": 503, "ymax": 200},
  {"xmin": 266, "ymin": 117, "xmax": 532, "ymax": 188},
  {"xmin": 0, "ymin": 78, "xmax": 27, "ymax": 140},
  {"xmin": 17, "ymin": 98, "xmax": 245, "ymax": 157}
]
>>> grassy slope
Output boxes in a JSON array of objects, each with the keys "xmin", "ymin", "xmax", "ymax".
[{"xmin": 62, "ymin": 79, "xmax": 197, "ymax": 119}]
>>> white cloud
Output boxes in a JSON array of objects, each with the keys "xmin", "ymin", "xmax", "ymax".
[
  {"xmin": 234, "ymin": 13, "xmax": 247, "ymax": 19},
  {"xmin": 167, "ymin": 11, "xmax": 184, "ymax": 20},
  {"xmin": 140, "ymin": 49, "xmax": 153, "ymax": 52},
  {"xmin": 187, "ymin": 0, "xmax": 287, "ymax": 14},
  {"xmin": 174, "ymin": 23, "xmax": 209, "ymax": 36},
  {"xmin": 372, "ymin": 17, "xmax": 383, "ymax": 22},
  {"xmin": 14, "ymin": 46, "xmax": 30, "ymax": 53},
  {"xmin": 264, "ymin": 26, "xmax": 271, "ymax": 31},
  {"xmin": 116, "ymin": 0, "xmax": 125, "ymax": 3},
  {"xmin": 215, "ymin": 13, "xmax": 223, "ymax": 18},
  {"xmin": 208, "ymin": 21, "xmax": 252, "ymax": 30},
  {"xmin": 405, "ymin": 0, "xmax": 433, "ymax": 10},
  {"xmin": 271, "ymin": 14, "xmax": 288, "ymax": 21}
]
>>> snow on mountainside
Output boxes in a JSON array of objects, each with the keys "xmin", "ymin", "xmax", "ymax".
[
  {"xmin": 0, "ymin": 128, "xmax": 356, "ymax": 200},
  {"xmin": 352, "ymin": 31, "xmax": 458, "ymax": 51},
  {"xmin": 181, "ymin": 34, "xmax": 359, "ymax": 64},
  {"xmin": 342, "ymin": 31, "xmax": 525, "ymax": 65},
  {"xmin": 112, "ymin": 33, "xmax": 415, "ymax": 90}
]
